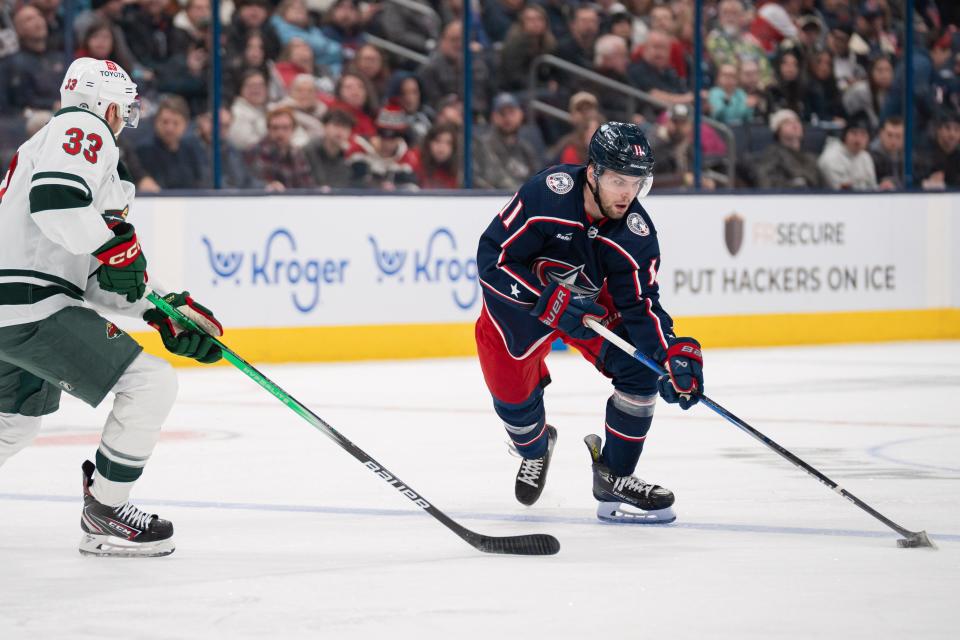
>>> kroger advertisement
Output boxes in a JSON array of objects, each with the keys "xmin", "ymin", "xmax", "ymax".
[{"xmin": 129, "ymin": 192, "xmax": 957, "ymax": 329}]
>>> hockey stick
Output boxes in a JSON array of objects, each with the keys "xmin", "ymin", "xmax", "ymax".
[
  {"xmin": 584, "ymin": 318, "xmax": 935, "ymax": 549},
  {"xmin": 147, "ymin": 291, "xmax": 560, "ymax": 556}
]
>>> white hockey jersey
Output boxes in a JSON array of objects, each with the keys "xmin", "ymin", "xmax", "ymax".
[{"xmin": 0, "ymin": 107, "xmax": 145, "ymax": 328}]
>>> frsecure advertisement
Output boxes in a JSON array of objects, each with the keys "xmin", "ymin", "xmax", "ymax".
[{"xmin": 650, "ymin": 194, "xmax": 930, "ymax": 315}]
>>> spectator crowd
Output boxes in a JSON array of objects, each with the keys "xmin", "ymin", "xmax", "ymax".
[{"xmin": 1, "ymin": 0, "xmax": 958, "ymax": 192}]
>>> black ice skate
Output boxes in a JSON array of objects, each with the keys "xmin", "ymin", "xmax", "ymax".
[
  {"xmin": 79, "ymin": 460, "xmax": 175, "ymax": 557},
  {"xmin": 514, "ymin": 425, "xmax": 558, "ymax": 506},
  {"xmin": 584, "ymin": 434, "xmax": 676, "ymax": 524}
]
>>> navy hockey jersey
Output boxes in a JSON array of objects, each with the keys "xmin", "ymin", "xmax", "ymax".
[{"xmin": 477, "ymin": 164, "xmax": 675, "ymax": 358}]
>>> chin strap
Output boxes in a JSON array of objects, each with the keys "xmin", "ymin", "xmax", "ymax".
[{"xmin": 586, "ymin": 165, "xmax": 609, "ymax": 220}]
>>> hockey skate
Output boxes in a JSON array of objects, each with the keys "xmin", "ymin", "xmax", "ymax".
[
  {"xmin": 514, "ymin": 425, "xmax": 557, "ymax": 506},
  {"xmin": 584, "ymin": 434, "xmax": 676, "ymax": 524},
  {"xmin": 79, "ymin": 460, "xmax": 175, "ymax": 557}
]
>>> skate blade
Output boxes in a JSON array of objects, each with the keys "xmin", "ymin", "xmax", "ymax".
[
  {"xmin": 79, "ymin": 533, "xmax": 175, "ymax": 558},
  {"xmin": 596, "ymin": 502, "xmax": 676, "ymax": 524}
]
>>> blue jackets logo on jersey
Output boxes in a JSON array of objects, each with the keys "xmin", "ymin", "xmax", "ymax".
[{"xmin": 531, "ymin": 257, "xmax": 601, "ymax": 300}]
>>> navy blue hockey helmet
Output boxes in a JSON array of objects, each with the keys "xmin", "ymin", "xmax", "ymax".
[{"xmin": 588, "ymin": 122, "xmax": 655, "ymax": 198}]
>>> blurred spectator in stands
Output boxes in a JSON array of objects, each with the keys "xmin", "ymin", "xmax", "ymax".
[
  {"xmin": 826, "ymin": 24, "xmax": 861, "ymax": 92},
  {"xmin": 156, "ymin": 40, "xmax": 209, "ymax": 117},
  {"xmin": 418, "ymin": 20, "xmax": 491, "ymax": 117},
  {"xmin": 73, "ymin": 0, "xmax": 147, "ymax": 80},
  {"xmin": 651, "ymin": 103, "xmax": 725, "ymax": 189},
  {"xmin": 766, "ymin": 48, "xmax": 806, "ymax": 120},
  {"xmin": 122, "ymin": 0, "xmax": 174, "ymax": 71},
  {"xmin": 749, "ymin": 0, "xmax": 800, "ymax": 54},
  {"xmin": 938, "ymin": 51, "xmax": 960, "ymax": 117},
  {"xmin": 5, "ymin": 5, "xmax": 64, "ymax": 113},
  {"xmin": 555, "ymin": 114, "xmax": 602, "ymax": 165},
  {"xmin": 326, "ymin": 70, "xmax": 377, "ymax": 138},
  {"xmin": 881, "ymin": 22, "xmax": 940, "ymax": 133},
  {"xmin": 414, "ymin": 122, "xmax": 460, "ymax": 189},
  {"xmin": 536, "ymin": 0, "xmax": 575, "ymax": 44},
  {"xmin": 226, "ymin": 0, "xmax": 281, "ymax": 63},
  {"xmin": 498, "ymin": 4, "xmax": 556, "ymax": 93},
  {"xmin": 134, "ymin": 95, "xmax": 207, "ymax": 190},
  {"xmin": 273, "ymin": 39, "xmax": 321, "ymax": 92},
  {"xmin": 555, "ymin": 5, "xmax": 600, "ymax": 73},
  {"xmin": 868, "ymin": 115, "xmax": 904, "ymax": 190},
  {"xmin": 796, "ymin": 14, "xmax": 826, "ymax": 59},
  {"xmin": 628, "ymin": 30, "xmax": 693, "ymax": 118},
  {"xmin": 632, "ymin": 3, "xmax": 687, "ymax": 81},
  {"xmin": 272, "ymin": 0, "xmax": 343, "ymax": 77},
  {"xmin": 170, "ymin": 0, "xmax": 211, "ymax": 58},
  {"xmin": 228, "ymin": 69, "xmax": 270, "ymax": 151},
  {"xmin": 754, "ymin": 108, "xmax": 825, "ymax": 188},
  {"xmin": 349, "ymin": 102, "xmax": 419, "ymax": 191},
  {"xmin": 274, "ymin": 73, "xmax": 327, "ymax": 146},
  {"xmin": 223, "ymin": 31, "xmax": 285, "ymax": 104},
  {"xmin": 708, "ymin": 62, "xmax": 753, "ymax": 126},
  {"xmin": 439, "ymin": 0, "xmax": 492, "ymax": 50},
  {"xmin": 588, "ymin": 34, "xmax": 634, "ymax": 123},
  {"xmin": 916, "ymin": 111, "xmax": 960, "ymax": 190},
  {"xmin": 305, "ymin": 108, "xmax": 356, "ymax": 190},
  {"xmin": 706, "ymin": 0, "xmax": 774, "ymax": 90},
  {"xmin": 849, "ymin": 1, "xmax": 895, "ymax": 67},
  {"xmin": 805, "ymin": 49, "xmax": 846, "ymax": 126},
  {"xmin": 250, "ymin": 106, "xmax": 316, "ymax": 189},
  {"xmin": 350, "ymin": 44, "xmax": 391, "ymax": 103},
  {"xmin": 385, "ymin": 71, "xmax": 433, "ymax": 145},
  {"xmin": 367, "ymin": 0, "xmax": 435, "ymax": 54},
  {"xmin": 196, "ymin": 108, "xmax": 266, "ymax": 189},
  {"xmin": 816, "ymin": 118, "xmax": 876, "ymax": 190},
  {"xmin": 321, "ymin": 0, "xmax": 367, "ymax": 56},
  {"xmin": 473, "ymin": 92, "xmax": 540, "ymax": 190},
  {"xmin": 842, "ymin": 54, "xmax": 893, "ymax": 130},
  {"xmin": 740, "ymin": 57, "xmax": 771, "ymax": 123},
  {"xmin": 608, "ymin": 11, "xmax": 634, "ymax": 48},
  {"xmin": 434, "ymin": 94, "xmax": 464, "ymax": 128},
  {"xmin": 819, "ymin": 0, "xmax": 854, "ymax": 31},
  {"xmin": 481, "ymin": 0, "xmax": 524, "ymax": 44},
  {"xmin": 30, "ymin": 0, "xmax": 64, "ymax": 53},
  {"xmin": 931, "ymin": 28, "xmax": 959, "ymax": 107},
  {"xmin": 546, "ymin": 91, "xmax": 602, "ymax": 162},
  {"xmin": 75, "ymin": 18, "xmax": 118, "ymax": 61}
]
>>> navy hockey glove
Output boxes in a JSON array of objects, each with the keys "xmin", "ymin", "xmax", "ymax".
[
  {"xmin": 93, "ymin": 222, "xmax": 147, "ymax": 303},
  {"xmin": 530, "ymin": 281, "xmax": 608, "ymax": 341},
  {"xmin": 143, "ymin": 291, "xmax": 224, "ymax": 364},
  {"xmin": 654, "ymin": 337, "xmax": 703, "ymax": 410}
]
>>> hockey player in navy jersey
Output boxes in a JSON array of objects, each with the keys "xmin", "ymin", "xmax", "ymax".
[{"xmin": 475, "ymin": 121, "xmax": 704, "ymax": 523}]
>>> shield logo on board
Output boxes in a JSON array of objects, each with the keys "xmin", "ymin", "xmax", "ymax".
[{"xmin": 724, "ymin": 212, "xmax": 744, "ymax": 257}]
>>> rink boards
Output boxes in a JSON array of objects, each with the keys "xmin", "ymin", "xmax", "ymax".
[{"xmin": 122, "ymin": 191, "xmax": 960, "ymax": 363}]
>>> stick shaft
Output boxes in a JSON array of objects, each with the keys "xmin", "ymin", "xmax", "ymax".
[
  {"xmin": 148, "ymin": 292, "xmax": 559, "ymax": 555},
  {"xmin": 585, "ymin": 318, "xmax": 922, "ymax": 539}
]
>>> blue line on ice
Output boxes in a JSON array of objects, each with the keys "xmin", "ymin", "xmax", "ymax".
[{"xmin": 2, "ymin": 493, "xmax": 956, "ymax": 542}]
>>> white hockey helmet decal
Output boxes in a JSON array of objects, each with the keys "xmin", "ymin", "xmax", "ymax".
[{"xmin": 60, "ymin": 57, "xmax": 141, "ymax": 129}]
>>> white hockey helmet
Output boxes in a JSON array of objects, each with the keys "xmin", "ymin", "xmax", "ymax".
[{"xmin": 60, "ymin": 57, "xmax": 141, "ymax": 129}]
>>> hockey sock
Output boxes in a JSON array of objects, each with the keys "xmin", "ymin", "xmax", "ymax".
[
  {"xmin": 494, "ymin": 390, "xmax": 550, "ymax": 459},
  {"xmin": 601, "ymin": 391, "xmax": 656, "ymax": 476},
  {"xmin": 0, "ymin": 412, "xmax": 42, "ymax": 468},
  {"xmin": 91, "ymin": 353, "xmax": 177, "ymax": 506}
]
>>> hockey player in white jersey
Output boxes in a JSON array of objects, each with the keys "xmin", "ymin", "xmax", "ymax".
[{"xmin": 0, "ymin": 58, "xmax": 223, "ymax": 557}]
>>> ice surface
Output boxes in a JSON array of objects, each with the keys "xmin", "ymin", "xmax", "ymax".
[{"xmin": 2, "ymin": 341, "xmax": 958, "ymax": 639}]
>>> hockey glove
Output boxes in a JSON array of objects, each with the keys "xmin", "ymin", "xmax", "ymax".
[
  {"xmin": 654, "ymin": 337, "xmax": 703, "ymax": 410},
  {"xmin": 93, "ymin": 222, "xmax": 147, "ymax": 303},
  {"xmin": 530, "ymin": 281, "xmax": 607, "ymax": 341},
  {"xmin": 142, "ymin": 291, "xmax": 224, "ymax": 364}
]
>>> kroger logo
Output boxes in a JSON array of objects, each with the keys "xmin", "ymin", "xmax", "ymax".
[
  {"xmin": 369, "ymin": 227, "xmax": 478, "ymax": 310},
  {"xmin": 202, "ymin": 228, "xmax": 349, "ymax": 313}
]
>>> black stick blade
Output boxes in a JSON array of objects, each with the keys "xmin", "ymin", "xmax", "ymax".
[
  {"xmin": 897, "ymin": 531, "xmax": 937, "ymax": 549},
  {"xmin": 468, "ymin": 533, "xmax": 561, "ymax": 556}
]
